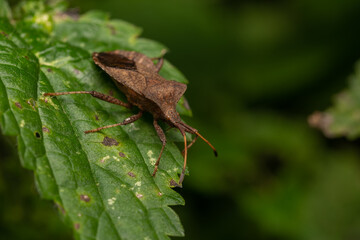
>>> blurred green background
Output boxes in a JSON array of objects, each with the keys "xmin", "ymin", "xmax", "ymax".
[{"xmin": 3, "ymin": 0, "xmax": 360, "ymax": 239}]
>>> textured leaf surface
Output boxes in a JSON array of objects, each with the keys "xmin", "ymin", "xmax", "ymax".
[
  {"xmin": 309, "ymin": 62, "xmax": 360, "ymax": 139},
  {"xmin": 0, "ymin": 0, "xmax": 190, "ymax": 239}
]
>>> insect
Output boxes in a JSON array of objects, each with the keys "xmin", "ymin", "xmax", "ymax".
[{"xmin": 44, "ymin": 50, "xmax": 217, "ymax": 185}]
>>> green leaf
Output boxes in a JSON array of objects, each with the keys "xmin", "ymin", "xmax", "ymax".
[
  {"xmin": 0, "ymin": 0, "xmax": 11, "ymax": 19},
  {"xmin": 309, "ymin": 61, "xmax": 360, "ymax": 139},
  {"xmin": 0, "ymin": 0, "xmax": 190, "ymax": 239}
]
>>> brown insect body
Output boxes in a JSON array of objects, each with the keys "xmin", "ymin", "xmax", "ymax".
[
  {"xmin": 44, "ymin": 50, "xmax": 217, "ymax": 186},
  {"xmin": 93, "ymin": 51, "xmax": 185, "ymax": 125}
]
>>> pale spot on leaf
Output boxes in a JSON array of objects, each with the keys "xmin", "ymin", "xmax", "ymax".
[
  {"xmin": 128, "ymin": 122, "xmax": 140, "ymax": 132},
  {"xmin": 147, "ymin": 150, "xmax": 156, "ymax": 166},
  {"xmin": 107, "ymin": 197, "xmax": 116, "ymax": 205},
  {"xmin": 20, "ymin": 120, "xmax": 25, "ymax": 128},
  {"xmin": 101, "ymin": 155, "xmax": 110, "ymax": 163},
  {"xmin": 41, "ymin": 95, "xmax": 59, "ymax": 110}
]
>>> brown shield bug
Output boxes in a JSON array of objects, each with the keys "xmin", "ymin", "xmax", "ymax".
[{"xmin": 44, "ymin": 50, "xmax": 217, "ymax": 186}]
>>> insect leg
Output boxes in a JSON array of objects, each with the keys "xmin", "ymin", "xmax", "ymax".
[
  {"xmin": 181, "ymin": 135, "xmax": 198, "ymax": 156},
  {"xmin": 152, "ymin": 57, "xmax": 164, "ymax": 73},
  {"xmin": 84, "ymin": 111, "xmax": 142, "ymax": 134},
  {"xmin": 152, "ymin": 119, "xmax": 167, "ymax": 177},
  {"xmin": 44, "ymin": 91, "xmax": 131, "ymax": 109},
  {"xmin": 178, "ymin": 128, "xmax": 188, "ymax": 185}
]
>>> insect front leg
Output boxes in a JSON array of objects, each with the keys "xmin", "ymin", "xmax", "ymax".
[
  {"xmin": 181, "ymin": 135, "xmax": 198, "ymax": 157},
  {"xmin": 178, "ymin": 127, "xmax": 188, "ymax": 185},
  {"xmin": 44, "ymin": 91, "xmax": 132, "ymax": 109},
  {"xmin": 152, "ymin": 119, "xmax": 167, "ymax": 176},
  {"xmin": 84, "ymin": 111, "xmax": 143, "ymax": 134}
]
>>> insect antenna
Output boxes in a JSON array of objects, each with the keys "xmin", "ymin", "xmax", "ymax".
[
  {"xmin": 179, "ymin": 122, "xmax": 218, "ymax": 157},
  {"xmin": 194, "ymin": 132, "xmax": 218, "ymax": 157},
  {"xmin": 177, "ymin": 122, "xmax": 217, "ymax": 185}
]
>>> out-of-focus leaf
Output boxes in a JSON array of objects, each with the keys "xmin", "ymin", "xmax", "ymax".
[
  {"xmin": 0, "ymin": 0, "xmax": 11, "ymax": 19},
  {"xmin": 309, "ymin": 61, "xmax": 360, "ymax": 139}
]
